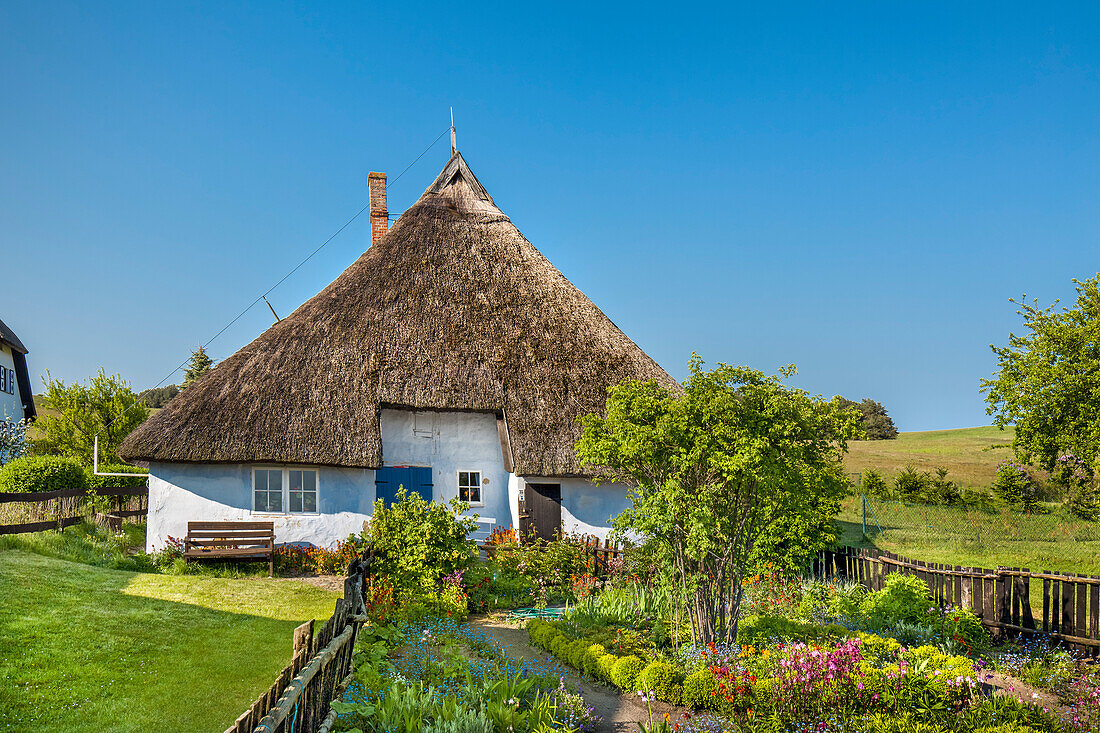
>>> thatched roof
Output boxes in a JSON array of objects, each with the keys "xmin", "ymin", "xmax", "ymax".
[{"xmin": 119, "ymin": 151, "xmax": 678, "ymax": 476}]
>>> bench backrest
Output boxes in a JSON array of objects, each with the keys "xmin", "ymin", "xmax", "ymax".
[{"xmin": 186, "ymin": 521, "xmax": 274, "ymax": 548}]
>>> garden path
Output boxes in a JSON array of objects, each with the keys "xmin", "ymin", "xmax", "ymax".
[{"xmin": 469, "ymin": 616, "xmax": 692, "ymax": 733}]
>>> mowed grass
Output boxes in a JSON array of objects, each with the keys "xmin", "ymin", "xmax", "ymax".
[
  {"xmin": 835, "ymin": 495, "xmax": 1100, "ymax": 576},
  {"xmin": 843, "ymin": 426, "xmax": 1017, "ymax": 488},
  {"xmin": 0, "ymin": 550, "xmax": 340, "ymax": 733}
]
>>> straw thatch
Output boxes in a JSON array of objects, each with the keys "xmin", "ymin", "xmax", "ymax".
[{"xmin": 119, "ymin": 151, "xmax": 678, "ymax": 476}]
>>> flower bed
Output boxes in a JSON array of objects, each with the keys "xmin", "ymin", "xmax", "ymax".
[
  {"xmin": 524, "ymin": 571, "xmax": 1087, "ymax": 733},
  {"xmin": 333, "ymin": 616, "xmax": 600, "ymax": 733}
]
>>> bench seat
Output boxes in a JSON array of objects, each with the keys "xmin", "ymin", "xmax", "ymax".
[{"xmin": 184, "ymin": 521, "xmax": 275, "ymax": 576}]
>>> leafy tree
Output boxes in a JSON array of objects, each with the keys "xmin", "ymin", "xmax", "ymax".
[
  {"xmin": 138, "ymin": 384, "xmax": 179, "ymax": 408},
  {"xmin": 893, "ymin": 465, "xmax": 929, "ymax": 503},
  {"xmin": 34, "ymin": 370, "xmax": 150, "ymax": 465},
  {"xmin": 576, "ymin": 356, "xmax": 861, "ymax": 646},
  {"xmin": 835, "ymin": 397, "xmax": 898, "ymax": 440},
  {"xmin": 182, "ymin": 346, "xmax": 215, "ymax": 388},
  {"xmin": 981, "ymin": 274, "xmax": 1100, "ymax": 472}
]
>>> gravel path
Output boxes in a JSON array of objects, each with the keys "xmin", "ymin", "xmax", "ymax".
[{"xmin": 469, "ymin": 615, "xmax": 692, "ymax": 733}]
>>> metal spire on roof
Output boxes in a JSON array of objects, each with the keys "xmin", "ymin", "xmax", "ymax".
[{"xmin": 450, "ymin": 107, "xmax": 457, "ymax": 155}]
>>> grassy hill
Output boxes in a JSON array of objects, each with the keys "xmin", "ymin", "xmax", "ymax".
[{"xmin": 843, "ymin": 426, "xmax": 1016, "ymax": 489}]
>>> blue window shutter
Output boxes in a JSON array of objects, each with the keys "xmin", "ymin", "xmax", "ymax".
[{"xmin": 413, "ymin": 466, "xmax": 433, "ymax": 502}]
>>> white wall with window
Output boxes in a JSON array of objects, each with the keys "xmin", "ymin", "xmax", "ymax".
[
  {"xmin": 380, "ymin": 408, "xmax": 509, "ymax": 540},
  {"xmin": 144, "ymin": 462, "xmax": 375, "ymax": 551}
]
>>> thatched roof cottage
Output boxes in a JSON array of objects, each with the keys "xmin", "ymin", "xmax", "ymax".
[{"xmin": 120, "ymin": 150, "xmax": 677, "ymax": 550}]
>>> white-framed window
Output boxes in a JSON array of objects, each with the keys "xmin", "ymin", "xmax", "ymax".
[
  {"xmin": 253, "ymin": 467, "xmax": 319, "ymax": 514},
  {"xmin": 458, "ymin": 471, "xmax": 482, "ymax": 505}
]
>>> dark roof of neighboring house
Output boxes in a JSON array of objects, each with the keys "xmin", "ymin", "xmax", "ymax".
[
  {"xmin": 0, "ymin": 318, "xmax": 27, "ymax": 354},
  {"xmin": 119, "ymin": 150, "xmax": 678, "ymax": 476}
]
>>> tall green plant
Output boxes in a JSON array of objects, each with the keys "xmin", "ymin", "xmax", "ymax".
[
  {"xmin": 35, "ymin": 369, "xmax": 149, "ymax": 465},
  {"xmin": 363, "ymin": 488, "xmax": 477, "ymax": 598},
  {"xmin": 576, "ymin": 355, "xmax": 860, "ymax": 646}
]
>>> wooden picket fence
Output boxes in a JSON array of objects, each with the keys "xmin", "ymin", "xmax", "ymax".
[
  {"xmin": 0, "ymin": 484, "xmax": 148, "ymax": 535},
  {"xmin": 815, "ymin": 546, "xmax": 1100, "ymax": 653},
  {"xmin": 225, "ymin": 556, "xmax": 370, "ymax": 733},
  {"xmin": 578, "ymin": 535, "xmax": 624, "ymax": 579}
]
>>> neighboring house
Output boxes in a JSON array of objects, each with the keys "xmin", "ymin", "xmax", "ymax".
[
  {"xmin": 0, "ymin": 318, "xmax": 36, "ymax": 424},
  {"xmin": 119, "ymin": 149, "xmax": 678, "ymax": 551}
]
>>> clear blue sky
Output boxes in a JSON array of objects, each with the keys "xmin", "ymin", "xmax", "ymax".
[{"xmin": 2, "ymin": 2, "xmax": 1097, "ymax": 432}]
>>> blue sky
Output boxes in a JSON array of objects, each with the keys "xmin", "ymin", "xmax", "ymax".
[{"xmin": 1, "ymin": 1, "xmax": 1096, "ymax": 431}]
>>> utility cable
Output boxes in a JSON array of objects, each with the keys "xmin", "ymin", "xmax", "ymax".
[{"xmin": 99, "ymin": 127, "xmax": 451, "ymax": 432}]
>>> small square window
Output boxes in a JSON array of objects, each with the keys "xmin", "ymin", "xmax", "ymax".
[
  {"xmin": 289, "ymin": 469, "xmax": 318, "ymax": 514},
  {"xmin": 458, "ymin": 471, "xmax": 482, "ymax": 504}
]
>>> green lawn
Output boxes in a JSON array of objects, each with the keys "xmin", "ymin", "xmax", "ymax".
[
  {"xmin": 843, "ymin": 426, "xmax": 1017, "ymax": 489},
  {"xmin": 0, "ymin": 550, "xmax": 340, "ymax": 733}
]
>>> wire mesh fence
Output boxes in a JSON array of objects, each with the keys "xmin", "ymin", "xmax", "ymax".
[{"xmin": 835, "ymin": 493, "xmax": 1100, "ymax": 547}]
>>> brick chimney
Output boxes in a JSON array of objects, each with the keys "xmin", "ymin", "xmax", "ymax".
[{"xmin": 368, "ymin": 172, "xmax": 388, "ymax": 246}]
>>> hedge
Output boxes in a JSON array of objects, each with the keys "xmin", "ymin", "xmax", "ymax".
[{"xmin": 0, "ymin": 456, "xmax": 87, "ymax": 493}]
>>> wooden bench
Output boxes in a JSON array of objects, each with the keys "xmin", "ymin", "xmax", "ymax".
[{"xmin": 183, "ymin": 521, "xmax": 275, "ymax": 576}]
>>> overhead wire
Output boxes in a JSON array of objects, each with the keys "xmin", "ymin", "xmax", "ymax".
[{"xmin": 100, "ymin": 126, "xmax": 451, "ymax": 432}]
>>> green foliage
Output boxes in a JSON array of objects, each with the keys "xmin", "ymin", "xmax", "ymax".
[
  {"xmin": 363, "ymin": 488, "xmax": 477, "ymax": 599},
  {"xmin": 34, "ymin": 369, "xmax": 149, "ymax": 465},
  {"xmin": 861, "ymin": 573, "xmax": 934, "ymax": 629},
  {"xmin": 837, "ymin": 397, "xmax": 899, "ymax": 441},
  {"xmin": 137, "ymin": 384, "xmax": 179, "ymax": 408},
  {"xmin": 0, "ymin": 417, "xmax": 30, "ymax": 465},
  {"xmin": 927, "ymin": 467, "xmax": 962, "ymax": 505},
  {"xmin": 0, "ymin": 454, "xmax": 87, "ymax": 493},
  {"xmin": 737, "ymin": 614, "xmax": 841, "ymax": 646},
  {"xmin": 577, "ymin": 355, "xmax": 860, "ymax": 644},
  {"xmin": 982, "ymin": 273, "xmax": 1100, "ymax": 473},
  {"xmin": 182, "ymin": 346, "xmax": 215, "ymax": 388},
  {"xmin": 597, "ymin": 653, "xmax": 618, "ymax": 682},
  {"xmin": 894, "ymin": 466, "xmax": 929, "ymax": 503},
  {"xmin": 636, "ymin": 661, "xmax": 683, "ymax": 705},
  {"xmin": 681, "ymin": 668, "xmax": 718, "ymax": 709},
  {"xmin": 991, "ymin": 461, "xmax": 1042, "ymax": 513},
  {"xmin": 582, "ymin": 643, "xmax": 606, "ymax": 675},
  {"xmin": 957, "ymin": 694, "xmax": 1068, "ymax": 733},
  {"xmin": 610, "ymin": 654, "xmax": 645, "ymax": 691},
  {"xmin": 862, "ymin": 468, "xmax": 889, "ymax": 499}
]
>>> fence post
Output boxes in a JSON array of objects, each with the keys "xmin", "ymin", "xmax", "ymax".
[{"xmin": 862, "ymin": 493, "xmax": 867, "ymax": 539}]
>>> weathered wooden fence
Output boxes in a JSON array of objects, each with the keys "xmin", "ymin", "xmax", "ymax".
[
  {"xmin": 226, "ymin": 553, "xmax": 371, "ymax": 733},
  {"xmin": 815, "ymin": 546, "xmax": 1100, "ymax": 653},
  {"xmin": 0, "ymin": 484, "xmax": 148, "ymax": 535},
  {"xmin": 579, "ymin": 535, "xmax": 624, "ymax": 579}
]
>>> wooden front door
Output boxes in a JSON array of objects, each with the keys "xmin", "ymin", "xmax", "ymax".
[{"xmin": 524, "ymin": 483, "xmax": 561, "ymax": 542}]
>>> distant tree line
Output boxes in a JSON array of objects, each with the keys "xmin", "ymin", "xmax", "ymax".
[
  {"xmin": 835, "ymin": 397, "xmax": 898, "ymax": 440},
  {"xmin": 138, "ymin": 384, "xmax": 179, "ymax": 408},
  {"xmin": 137, "ymin": 346, "xmax": 216, "ymax": 408}
]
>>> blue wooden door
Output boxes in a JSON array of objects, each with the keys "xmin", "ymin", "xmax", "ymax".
[{"xmin": 375, "ymin": 466, "xmax": 433, "ymax": 507}]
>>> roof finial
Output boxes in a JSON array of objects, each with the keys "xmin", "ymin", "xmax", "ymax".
[{"xmin": 450, "ymin": 107, "xmax": 457, "ymax": 155}]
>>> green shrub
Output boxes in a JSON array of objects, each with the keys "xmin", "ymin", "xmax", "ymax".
[
  {"xmin": 932, "ymin": 606, "xmax": 989, "ymax": 652},
  {"xmin": 597, "ymin": 654, "xmax": 618, "ymax": 683},
  {"xmin": 583, "ymin": 644, "xmax": 606, "ymax": 675},
  {"xmin": 85, "ymin": 464, "xmax": 147, "ymax": 490},
  {"xmin": 636, "ymin": 661, "xmax": 683, "ymax": 705},
  {"xmin": 362, "ymin": 489, "xmax": 476, "ymax": 598},
  {"xmin": 855, "ymin": 632, "xmax": 902, "ymax": 663},
  {"xmin": 610, "ymin": 655, "xmax": 645, "ymax": 691},
  {"xmin": 861, "ymin": 573, "xmax": 933, "ymax": 628},
  {"xmin": 567, "ymin": 640, "xmax": 589, "ymax": 670},
  {"xmin": 992, "ymin": 461, "xmax": 1042, "ymax": 513},
  {"xmin": 0, "ymin": 455, "xmax": 87, "ymax": 493},
  {"xmin": 862, "ymin": 468, "xmax": 889, "ymax": 499},
  {"xmin": 737, "ymin": 614, "xmax": 841, "ymax": 646},
  {"xmin": 681, "ymin": 668, "xmax": 718, "ymax": 709},
  {"xmin": 894, "ymin": 465, "xmax": 929, "ymax": 503},
  {"xmin": 550, "ymin": 635, "xmax": 569, "ymax": 658},
  {"xmin": 856, "ymin": 713, "xmax": 950, "ymax": 733}
]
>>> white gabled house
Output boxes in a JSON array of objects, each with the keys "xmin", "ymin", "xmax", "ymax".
[
  {"xmin": 0, "ymin": 318, "xmax": 36, "ymax": 425},
  {"xmin": 119, "ymin": 149, "xmax": 678, "ymax": 551}
]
